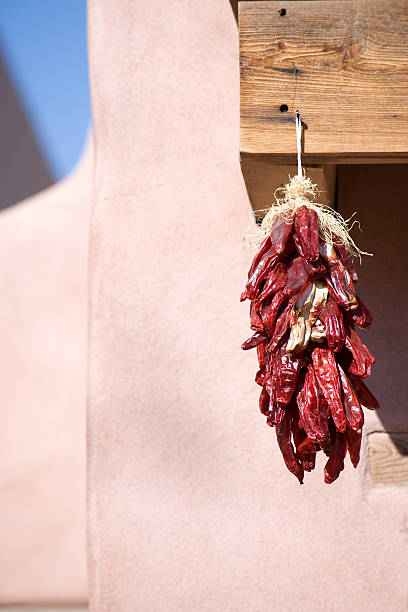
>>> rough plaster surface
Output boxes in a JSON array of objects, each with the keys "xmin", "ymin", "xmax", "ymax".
[
  {"xmin": 0, "ymin": 609, "xmax": 87, "ymax": 612},
  {"xmin": 88, "ymin": 1, "xmax": 408, "ymax": 610},
  {"xmin": 0, "ymin": 144, "xmax": 91, "ymax": 604}
]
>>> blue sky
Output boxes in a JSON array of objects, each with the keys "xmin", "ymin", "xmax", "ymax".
[{"xmin": 0, "ymin": 0, "xmax": 91, "ymax": 180}]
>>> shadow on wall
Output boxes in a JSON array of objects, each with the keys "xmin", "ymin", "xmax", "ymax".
[
  {"xmin": 0, "ymin": 39, "xmax": 53, "ymax": 211},
  {"xmin": 229, "ymin": 0, "xmax": 238, "ymax": 22},
  {"xmin": 338, "ymin": 164, "xmax": 408, "ymax": 433}
]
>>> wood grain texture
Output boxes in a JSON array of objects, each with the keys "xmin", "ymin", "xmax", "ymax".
[
  {"xmin": 240, "ymin": 0, "xmax": 408, "ymax": 159},
  {"xmin": 369, "ymin": 432, "xmax": 408, "ymax": 487}
]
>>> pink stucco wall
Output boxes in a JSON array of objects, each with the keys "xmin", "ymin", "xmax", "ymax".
[
  {"xmin": 0, "ymin": 144, "xmax": 90, "ymax": 604},
  {"xmin": 87, "ymin": 2, "xmax": 408, "ymax": 610}
]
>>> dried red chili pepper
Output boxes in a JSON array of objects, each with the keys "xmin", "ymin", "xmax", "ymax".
[
  {"xmin": 255, "ymin": 368, "xmax": 267, "ymax": 387},
  {"xmin": 276, "ymin": 411, "xmax": 304, "ymax": 484},
  {"xmin": 257, "ymin": 342, "xmax": 266, "ymax": 370},
  {"xmin": 297, "ymin": 363, "xmax": 330, "ymax": 445},
  {"xmin": 319, "ymin": 296, "xmax": 345, "ymax": 352},
  {"xmin": 320, "ymin": 243, "xmax": 358, "ymax": 310},
  {"xmin": 247, "ymin": 235, "xmax": 271, "ymax": 279},
  {"xmin": 345, "ymin": 427, "xmax": 362, "ymax": 468},
  {"xmin": 292, "ymin": 415, "xmax": 317, "ymax": 472},
  {"xmin": 343, "ymin": 328, "xmax": 375, "ymax": 378},
  {"xmin": 311, "ymin": 347, "xmax": 347, "ymax": 433},
  {"xmin": 283, "ymin": 256, "xmax": 309, "ymax": 297},
  {"xmin": 316, "ymin": 388, "xmax": 332, "ymax": 453},
  {"xmin": 266, "ymin": 297, "xmax": 295, "ymax": 353},
  {"xmin": 333, "ymin": 239, "xmax": 359, "ymax": 283},
  {"xmin": 269, "ymin": 214, "xmax": 294, "ymax": 255},
  {"xmin": 324, "ymin": 431, "xmax": 347, "ymax": 484},
  {"xmin": 337, "ymin": 363, "xmax": 364, "ymax": 431},
  {"xmin": 259, "ymin": 387, "xmax": 270, "ymax": 416},
  {"xmin": 245, "ymin": 252, "xmax": 279, "ymax": 301},
  {"xmin": 256, "ymin": 262, "xmax": 287, "ymax": 303},
  {"xmin": 250, "ymin": 301, "xmax": 263, "ymax": 332},
  {"xmin": 349, "ymin": 375, "xmax": 380, "ymax": 411},
  {"xmin": 293, "ymin": 206, "xmax": 319, "ymax": 262},
  {"xmin": 297, "ymin": 438, "xmax": 318, "ymax": 472},
  {"xmin": 273, "ymin": 344, "xmax": 304, "ymax": 406},
  {"xmin": 262, "ymin": 292, "xmax": 288, "ymax": 336},
  {"xmin": 241, "ymin": 186, "xmax": 377, "ymax": 484},
  {"xmin": 267, "ymin": 404, "xmax": 286, "ymax": 427},
  {"xmin": 346, "ymin": 296, "xmax": 373, "ymax": 330},
  {"xmin": 326, "ymin": 270, "xmax": 357, "ymax": 311},
  {"xmin": 241, "ymin": 331, "xmax": 268, "ymax": 351}
]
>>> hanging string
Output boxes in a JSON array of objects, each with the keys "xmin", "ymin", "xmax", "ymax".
[{"xmin": 295, "ymin": 109, "xmax": 302, "ymax": 178}]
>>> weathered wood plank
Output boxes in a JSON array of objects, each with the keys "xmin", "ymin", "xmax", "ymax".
[
  {"xmin": 368, "ymin": 432, "xmax": 408, "ymax": 487},
  {"xmin": 240, "ymin": 0, "xmax": 408, "ymax": 159}
]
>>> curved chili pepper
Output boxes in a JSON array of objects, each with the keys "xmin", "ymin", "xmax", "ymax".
[
  {"xmin": 297, "ymin": 436, "xmax": 319, "ymax": 455},
  {"xmin": 344, "ymin": 328, "xmax": 376, "ymax": 378},
  {"xmin": 263, "ymin": 292, "xmax": 287, "ymax": 336},
  {"xmin": 276, "ymin": 411, "xmax": 304, "ymax": 484},
  {"xmin": 346, "ymin": 296, "xmax": 373, "ymax": 330},
  {"xmin": 324, "ymin": 431, "xmax": 347, "ymax": 484},
  {"xmin": 241, "ymin": 331, "xmax": 268, "ymax": 351},
  {"xmin": 317, "ymin": 388, "xmax": 332, "ymax": 453},
  {"xmin": 265, "ymin": 379, "xmax": 286, "ymax": 425},
  {"xmin": 245, "ymin": 252, "xmax": 279, "ymax": 301},
  {"xmin": 349, "ymin": 375, "xmax": 380, "ymax": 410},
  {"xmin": 273, "ymin": 344, "xmax": 304, "ymax": 406},
  {"xmin": 297, "ymin": 363, "xmax": 330, "ymax": 444},
  {"xmin": 259, "ymin": 387, "xmax": 270, "ymax": 415},
  {"xmin": 345, "ymin": 427, "xmax": 362, "ymax": 468},
  {"xmin": 283, "ymin": 256, "xmax": 309, "ymax": 297},
  {"xmin": 291, "ymin": 411, "xmax": 305, "ymax": 448},
  {"xmin": 269, "ymin": 214, "xmax": 294, "ymax": 254},
  {"xmin": 319, "ymin": 296, "xmax": 345, "ymax": 352},
  {"xmin": 297, "ymin": 436, "xmax": 318, "ymax": 471},
  {"xmin": 293, "ymin": 206, "xmax": 319, "ymax": 262},
  {"xmin": 326, "ymin": 269, "xmax": 357, "ymax": 311},
  {"xmin": 311, "ymin": 347, "xmax": 347, "ymax": 432},
  {"xmin": 266, "ymin": 297, "xmax": 295, "ymax": 353},
  {"xmin": 291, "ymin": 415, "xmax": 317, "ymax": 472},
  {"xmin": 333, "ymin": 240, "xmax": 358, "ymax": 283},
  {"xmin": 320, "ymin": 243, "xmax": 358, "ymax": 310},
  {"xmin": 255, "ymin": 367, "xmax": 268, "ymax": 387},
  {"xmin": 241, "ymin": 240, "xmax": 272, "ymax": 300},
  {"xmin": 337, "ymin": 363, "xmax": 364, "ymax": 431},
  {"xmin": 255, "ymin": 340, "xmax": 269, "ymax": 387},
  {"xmin": 256, "ymin": 262, "xmax": 287, "ymax": 303},
  {"xmin": 257, "ymin": 342, "xmax": 266, "ymax": 369},
  {"xmin": 259, "ymin": 295, "xmax": 272, "ymax": 324},
  {"xmin": 248, "ymin": 236, "xmax": 272, "ymax": 279},
  {"xmin": 250, "ymin": 301, "xmax": 263, "ymax": 332}
]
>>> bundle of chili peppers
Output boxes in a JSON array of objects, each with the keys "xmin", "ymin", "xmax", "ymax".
[{"xmin": 241, "ymin": 176, "xmax": 379, "ymax": 484}]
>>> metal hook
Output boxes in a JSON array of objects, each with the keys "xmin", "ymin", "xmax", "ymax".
[{"xmin": 295, "ymin": 109, "xmax": 302, "ymax": 178}]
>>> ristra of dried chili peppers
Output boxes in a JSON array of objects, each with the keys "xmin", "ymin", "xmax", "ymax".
[{"xmin": 241, "ymin": 174, "xmax": 378, "ymax": 484}]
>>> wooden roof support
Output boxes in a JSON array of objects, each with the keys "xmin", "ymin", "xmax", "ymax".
[{"xmin": 240, "ymin": 0, "xmax": 408, "ymax": 163}]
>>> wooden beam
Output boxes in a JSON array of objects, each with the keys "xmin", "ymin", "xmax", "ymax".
[{"xmin": 240, "ymin": 0, "xmax": 408, "ymax": 161}]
